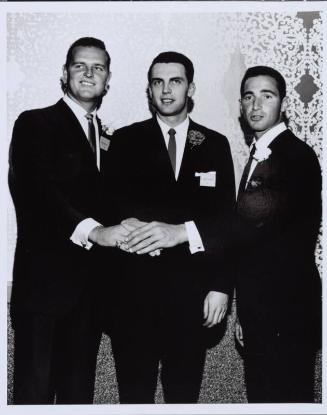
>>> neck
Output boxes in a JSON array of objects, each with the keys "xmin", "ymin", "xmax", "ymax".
[
  {"xmin": 67, "ymin": 92, "xmax": 98, "ymax": 113},
  {"xmin": 157, "ymin": 112, "xmax": 187, "ymax": 128}
]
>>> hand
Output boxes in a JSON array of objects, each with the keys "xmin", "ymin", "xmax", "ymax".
[
  {"xmin": 203, "ymin": 291, "xmax": 228, "ymax": 328},
  {"xmin": 235, "ymin": 318, "xmax": 244, "ymax": 347},
  {"xmin": 126, "ymin": 221, "xmax": 188, "ymax": 254},
  {"xmin": 122, "ymin": 218, "xmax": 161, "ymax": 257},
  {"xmin": 88, "ymin": 224, "xmax": 129, "ymax": 247},
  {"xmin": 121, "ymin": 217, "xmax": 148, "ymax": 232}
]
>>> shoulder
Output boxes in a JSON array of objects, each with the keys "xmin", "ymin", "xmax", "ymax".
[
  {"xmin": 189, "ymin": 120, "xmax": 230, "ymax": 149},
  {"xmin": 274, "ymin": 129, "xmax": 319, "ymax": 164},
  {"xmin": 110, "ymin": 118, "xmax": 154, "ymax": 144},
  {"xmin": 15, "ymin": 100, "xmax": 64, "ymax": 125}
]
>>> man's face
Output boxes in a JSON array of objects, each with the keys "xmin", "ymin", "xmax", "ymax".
[
  {"xmin": 62, "ymin": 46, "xmax": 110, "ymax": 108},
  {"xmin": 241, "ymin": 75, "xmax": 286, "ymax": 139},
  {"xmin": 149, "ymin": 62, "xmax": 195, "ymax": 122}
]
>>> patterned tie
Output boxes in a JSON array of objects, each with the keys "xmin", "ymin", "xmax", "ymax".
[
  {"xmin": 85, "ymin": 113, "xmax": 96, "ymax": 155},
  {"xmin": 238, "ymin": 143, "xmax": 256, "ymax": 196},
  {"xmin": 168, "ymin": 128, "xmax": 176, "ymax": 174}
]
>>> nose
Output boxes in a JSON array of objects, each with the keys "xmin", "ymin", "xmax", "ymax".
[
  {"xmin": 162, "ymin": 82, "xmax": 172, "ymax": 94},
  {"xmin": 252, "ymin": 96, "xmax": 262, "ymax": 110},
  {"xmin": 84, "ymin": 67, "xmax": 94, "ymax": 78}
]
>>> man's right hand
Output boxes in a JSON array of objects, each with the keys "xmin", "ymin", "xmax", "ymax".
[{"xmin": 88, "ymin": 224, "xmax": 129, "ymax": 247}]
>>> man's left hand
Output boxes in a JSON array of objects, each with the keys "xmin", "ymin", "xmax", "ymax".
[
  {"xmin": 203, "ymin": 291, "xmax": 228, "ymax": 328},
  {"xmin": 126, "ymin": 222, "xmax": 188, "ymax": 254}
]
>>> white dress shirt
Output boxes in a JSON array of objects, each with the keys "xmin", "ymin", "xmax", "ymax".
[
  {"xmin": 156, "ymin": 115, "xmax": 204, "ymax": 254},
  {"xmin": 63, "ymin": 95, "xmax": 102, "ymax": 250},
  {"xmin": 245, "ymin": 122, "xmax": 287, "ymax": 188}
]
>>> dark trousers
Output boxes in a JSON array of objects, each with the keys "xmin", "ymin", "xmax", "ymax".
[
  {"xmin": 111, "ymin": 324, "xmax": 207, "ymax": 404},
  {"xmin": 12, "ymin": 291, "xmax": 102, "ymax": 404},
  {"xmin": 243, "ymin": 327, "xmax": 318, "ymax": 403},
  {"xmin": 109, "ymin": 279, "xmax": 207, "ymax": 404}
]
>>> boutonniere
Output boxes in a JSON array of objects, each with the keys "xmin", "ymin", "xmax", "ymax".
[
  {"xmin": 101, "ymin": 122, "xmax": 115, "ymax": 138},
  {"xmin": 188, "ymin": 130, "xmax": 206, "ymax": 148},
  {"xmin": 99, "ymin": 122, "xmax": 115, "ymax": 151},
  {"xmin": 248, "ymin": 178, "xmax": 263, "ymax": 189},
  {"xmin": 253, "ymin": 147, "xmax": 271, "ymax": 162}
]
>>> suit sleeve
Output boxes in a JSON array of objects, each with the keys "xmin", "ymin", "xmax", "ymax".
[
  {"xmin": 194, "ymin": 135, "xmax": 236, "ymax": 294},
  {"xmin": 9, "ymin": 111, "xmax": 89, "ymax": 240}
]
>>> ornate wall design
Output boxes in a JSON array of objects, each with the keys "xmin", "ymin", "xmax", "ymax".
[{"xmin": 6, "ymin": 11, "xmax": 323, "ymax": 279}]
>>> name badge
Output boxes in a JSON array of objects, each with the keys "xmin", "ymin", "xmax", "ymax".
[
  {"xmin": 100, "ymin": 136, "xmax": 110, "ymax": 151},
  {"xmin": 195, "ymin": 171, "xmax": 216, "ymax": 187}
]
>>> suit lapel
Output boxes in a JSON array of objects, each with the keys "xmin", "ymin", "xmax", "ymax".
[
  {"xmin": 177, "ymin": 119, "xmax": 195, "ymax": 184},
  {"xmin": 56, "ymin": 99, "xmax": 100, "ymax": 173}
]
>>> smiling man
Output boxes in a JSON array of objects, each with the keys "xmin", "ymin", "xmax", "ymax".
[
  {"xmin": 233, "ymin": 66, "xmax": 322, "ymax": 402},
  {"xmin": 102, "ymin": 51, "xmax": 235, "ymax": 403},
  {"xmin": 9, "ymin": 37, "xmax": 128, "ymax": 404}
]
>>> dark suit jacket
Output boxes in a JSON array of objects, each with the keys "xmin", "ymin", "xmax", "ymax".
[
  {"xmin": 102, "ymin": 117, "xmax": 235, "ymax": 306},
  {"xmin": 222, "ymin": 129, "xmax": 321, "ymax": 342},
  {"xmin": 9, "ymin": 99, "xmax": 106, "ymax": 316}
]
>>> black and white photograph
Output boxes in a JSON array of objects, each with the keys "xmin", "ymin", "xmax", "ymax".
[{"xmin": 1, "ymin": 1, "xmax": 326, "ymax": 414}]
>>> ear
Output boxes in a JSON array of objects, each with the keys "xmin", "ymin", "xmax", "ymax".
[
  {"xmin": 187, "ymin": 82, "xmax": 196, "ymax": 98},
  {"xmin": 281, "ymin": 96, "xmax": 287, "ymax": 113},
  {"xmin": 148, "ymin": 84, "xmax": 153, "ymax": 99},
  {"xmin": 62, "ymin": 65, "xmax": 68, "ymax": 85},
  {"xmin": 105, "ymin": 71, "xmax": 112, "ymax": 91},
  {"xmin": 239, "ymin": 98, "xmax": 244, "ymax": 116}
]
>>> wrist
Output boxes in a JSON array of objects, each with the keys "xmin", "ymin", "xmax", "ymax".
[
  {"xmin": 88, "ymin": 225, "xmax": 104, "ymax": 244},
  {"xmin": 177, "ymin": 223, "xmax": 188, "ymax": 244}
]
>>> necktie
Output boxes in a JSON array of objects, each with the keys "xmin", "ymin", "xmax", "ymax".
[
  {"xmin": 85, "ymin": 113, "xmax": 96, "ymax": 155},
  {"xmin": 168, "ymin": 128, "xmax": 176, "ymax": 174},
  {"xmin": 238, "ymin": 143, "xmax": 256, "ymax": 195}
]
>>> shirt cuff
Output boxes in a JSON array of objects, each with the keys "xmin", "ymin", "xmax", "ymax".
[
  {"xmin": 185, "ymin": 221, "xmax": 205, "ymax": 254},
  {"xmin": 70, "ymin": 218, "xmax": 102, "ymax": 250}
]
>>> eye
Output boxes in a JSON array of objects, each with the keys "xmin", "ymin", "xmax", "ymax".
[
  {"xmin": 242, "ymin": 95, "xmax": 253, "ymax": 102},
  {"xmin": 152, "ymin": 80, "xmax": 162, "ymax": 87},
  {"xmin": 171, "ymin": 79, "xmax": 182, "ymax": 85},
  {"xmin": 94, "ymin": 66, "xmax": 105, "ymax": 72},
  {"xmin": 74, "ymin": 63, "xmax": 85, "ymax": 70},
  {"xmin": 263, "ymin": 94, "xmax": 273, "ymax": 99}
]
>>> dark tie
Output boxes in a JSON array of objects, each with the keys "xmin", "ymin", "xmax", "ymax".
[
  {"xmin": 85, "ymin": 113, "xmax": 96, "ymax": 154},
  {"xmin": 168, "ymin": 128, "xmax": 176, "ymax": 174},
  {"xmin": 238, "ymin": 143, "xmax": 256, "ymax": 196}
]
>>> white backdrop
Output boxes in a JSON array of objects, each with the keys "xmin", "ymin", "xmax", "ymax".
[{"xmin": 6, "ymin": 7, "xmax": 323, "ymax": 282}]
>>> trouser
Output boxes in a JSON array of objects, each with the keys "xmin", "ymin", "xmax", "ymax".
[
  {"xmin": 12, "ymin": 291, "xmax": 102, "ymax": 404},
  {"xmin": 243, "ymin": 327, "xmax": 318, "ymax": 403},
  {"xmin": 111, "ymin": 317, "xmax": 207, "ymax": 404}
]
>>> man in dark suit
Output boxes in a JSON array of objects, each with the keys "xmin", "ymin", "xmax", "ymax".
[
  {"xmin": 103, "ymin": 52, "xmax": 235, "ymax": 403},
  {"xmin": 9, "ymin": 37, "xmax": 130, "ymax": 404},
  {"xmin": 233, "ymin": 66, "xmax": 322, "ymax": 402}
]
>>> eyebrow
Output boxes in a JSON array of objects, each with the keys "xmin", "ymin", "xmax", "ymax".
[
  {"xmin": 72, "ymin": 61, "xmax": 106, "ymax": 67},
  {"xmin": 151, "ymin": 76, "xmax": 184, "ymax": 82},
  {"xmin": 243, "ymin": 89, "xmax": 278, "ymax": 96}
]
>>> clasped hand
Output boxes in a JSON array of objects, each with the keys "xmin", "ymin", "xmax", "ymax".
[{"xmin": 118, "ymin": 217, "xmax": 187, "ymax": 256}]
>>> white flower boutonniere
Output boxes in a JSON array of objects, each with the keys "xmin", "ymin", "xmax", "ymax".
[
  {"xmin": 101, "ymin": 123, "xmax": 115, "ymax": 138},
  {"xmin": 253, "ymin": 147, "xmax": 271, "ymax": 163},
  {"xmin": 188, "ymin": 130, "xmax": 206, "ymax": 148}
]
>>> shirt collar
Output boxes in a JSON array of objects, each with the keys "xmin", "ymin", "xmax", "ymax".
[
  {"xmin": 254, "ymin": 122, "xmax": 287, "ymax": 150},
  {"xmin": 63, "ymin": 94, "xmax": 97, "ymax": 120},
  {"xmin": 156, "ymin": 115, "xmax": 190, "ymax": 141}
]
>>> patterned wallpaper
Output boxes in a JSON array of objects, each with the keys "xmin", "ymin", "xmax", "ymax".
[{"xmin": 6, "ymin": 11, "xmax": 323, "ymax": 279}]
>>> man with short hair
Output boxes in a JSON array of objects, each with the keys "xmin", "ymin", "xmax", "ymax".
[
  {"xmin": 9, "ymin": 37, "xmax": 128, "ymax": 404},
  {"xmin": 233, "ymin": 66, "xmax": 322, "ymax": 402},
  {"xmin": 103, "ymin": 51, "xmax": 235, "ymax": 403}
]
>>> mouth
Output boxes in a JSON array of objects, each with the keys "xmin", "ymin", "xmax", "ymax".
[
  {"xmin": 161, "ymin": 98, "xmax": 174, "ymax": 105},
  {"xmin": 250, "ymin": 114, "xmax": 263, "ymax": 121},
  {"xmin": 80, "ymin": 80, "xmax": 95, "ymax": 86}
]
